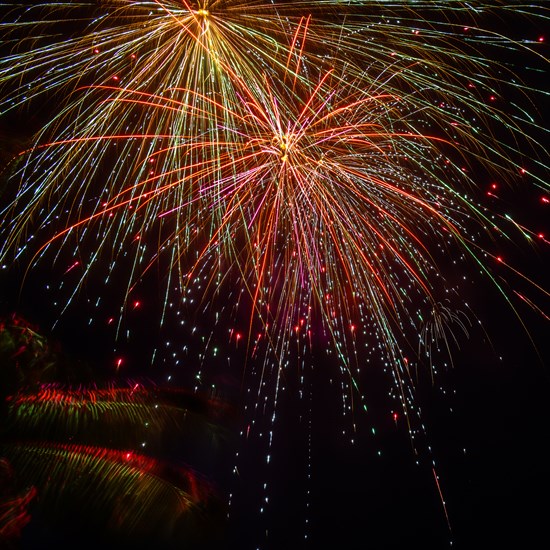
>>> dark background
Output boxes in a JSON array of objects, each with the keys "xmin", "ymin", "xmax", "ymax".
[{"xmin": 1, "ymin": 3, "xmax": 549, "ymax": 550}]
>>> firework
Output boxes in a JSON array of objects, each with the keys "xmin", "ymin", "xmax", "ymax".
[
  {"xmin": 1, "ymin": 3, "xmax": 547, "ymax": 339},
  {"xmin": 0, "ymin": 4, "xmax": 549, "ymax": 536}
]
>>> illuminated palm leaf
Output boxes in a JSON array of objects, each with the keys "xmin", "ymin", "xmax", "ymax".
[{"xmin": 2, "ymin": 443, "xmax": 221, "ymax": 544}]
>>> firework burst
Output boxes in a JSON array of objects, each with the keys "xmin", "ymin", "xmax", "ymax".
[{"xmin": 0, "ymin": 2, "xmax": 549, "ymax": 541}]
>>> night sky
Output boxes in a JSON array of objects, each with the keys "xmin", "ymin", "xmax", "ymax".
[{"xmin": 1, "ymin": 3, "xmax": 549, "ymax": 550}]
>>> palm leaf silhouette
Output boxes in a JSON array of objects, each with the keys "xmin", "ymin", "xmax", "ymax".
[{"xmin": 1, "ymin": 316, "xmax": 230, "ymax": 547}]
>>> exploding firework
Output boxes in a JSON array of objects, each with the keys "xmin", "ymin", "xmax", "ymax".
[
  {"xmin": 0, "ymin": 2, "xmax": 549, "ymax": 543},
  {"xmin": 1, "ymin": 1, "xmax": 547, "ymax": 367}
]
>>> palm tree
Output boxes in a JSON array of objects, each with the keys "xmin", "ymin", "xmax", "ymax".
[{"xmin": 1, "ymin": 314, "xmax": 231, "ymax": 548}]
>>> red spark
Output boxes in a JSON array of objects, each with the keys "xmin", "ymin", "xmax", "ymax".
[{"xmin": 64, "ymin": 261, "xmax": 79, "ymax": 274}]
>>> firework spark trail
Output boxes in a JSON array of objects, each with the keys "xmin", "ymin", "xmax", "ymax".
[
  {"xmin": 0, "ymin": 1, "xmax": 549, "ymax": 538},
  {"xmin": 0, "ymin": 0, "xmax": 547, "ymax": 430},
  {"xmin": 4, "ymin": 51, "xmax": 547, "ymax": 408},
  {"xmin": 1, "ymin": 2, "xmax": 547, "ymax": 171}
]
